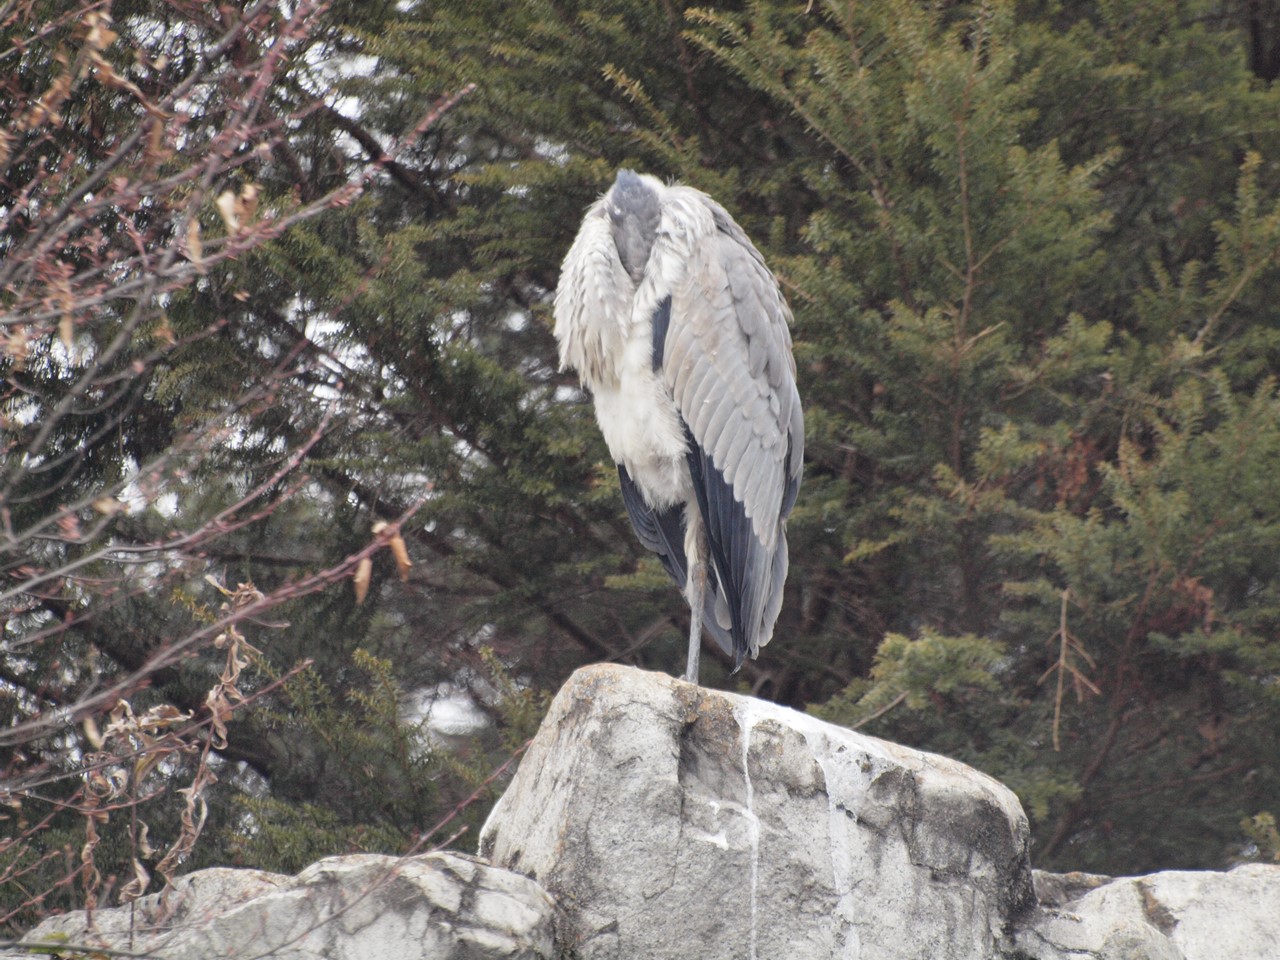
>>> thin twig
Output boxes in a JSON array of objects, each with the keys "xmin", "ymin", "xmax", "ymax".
[{"xmin": 852, "ymin": 690, "xmax": 907, "ymax": 730}]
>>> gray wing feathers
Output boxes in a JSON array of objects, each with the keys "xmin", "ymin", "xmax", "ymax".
[
  {"xmin": 761, "ymin": 532, "xmax": 789, "ymax": 644},
  {"xmin": 658, "ymin": 190, "xmax": 803, "ymax": 655},
  {"xmin": 666, "ymin": 226, "xmax": 794, "ymax": 544}
]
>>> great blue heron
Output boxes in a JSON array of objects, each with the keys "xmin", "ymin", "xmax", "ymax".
[{"xmin": 554, "ymin": 170, "xmax": 803, "ymax": 683}]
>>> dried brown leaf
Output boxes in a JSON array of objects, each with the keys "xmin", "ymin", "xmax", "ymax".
[
  {"xmin": 147, "ymin": 118, "xmax": 171, "ymax": 160},
  {"xmin": 185, "ymin": 218, "xmax": 205, "ymax": 272},
  {"xmin": 389, "ymin": 534, "xmax": 411, "ymax": 581},
  {"xmin": 134, "ymin": 750, "xmax": 164, "ymax": 785},
  {"xmin": 54, "ymin": 271, "xmax": 75, "ymax": 350},
  {"xmin": 205, "ymin": 688, "xmax": 231, "ymax": 750},
  {"xmin": 137, "ymin": 820, "xmax": 155, "ymax": 858},
  {"xmin": 354, "ymin": 556, "xmax": 373, "ymax": 604},
  {"xmin": 82, "ymin": 715, "xmax": 104, "ymax": 749},
  {"xmin": 92, "ymin": 496, "xmax": 127, "ymax": 516},
  {"xmin": 215, "ymin": 189, "xmax": 239, "ymax": 234},
  {"xmin": 80, "ymin": 812, "xmax": 102, "ymax": 909},
  {"xmin": 6, "ymin": 325, "xmax": 29, "ymax": 369},
  {"xmin": 84, "ymin": 12, "xmax": 118, "ymax": 51},
  {"xmin": 119, "ymin": 857, "xmax": 150, "ymax": 904}
]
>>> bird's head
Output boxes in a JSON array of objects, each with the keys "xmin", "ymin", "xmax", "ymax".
[{"xmin": 607, "ymin": 169, "xmax": 662, "ymax": 284}]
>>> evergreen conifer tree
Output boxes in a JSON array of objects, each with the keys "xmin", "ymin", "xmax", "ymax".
[{"xmin": 5, "ymin": 2, "xmax": 1280, "ymax": 931}]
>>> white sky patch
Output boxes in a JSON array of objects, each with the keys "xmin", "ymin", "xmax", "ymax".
[
  {"xmin": 535, "ymin": 139, "xmax": 570, "ymax": 164},
  {"xmin": 407, "ymin": 681, "xmax": 490, "ymax": 738}
]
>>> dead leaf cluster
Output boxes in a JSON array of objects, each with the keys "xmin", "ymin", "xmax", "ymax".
[{"xmin": 354, "ymin": 521, "xmax": 413, "ymax": 604}]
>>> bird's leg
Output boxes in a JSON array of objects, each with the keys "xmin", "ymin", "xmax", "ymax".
[
  {"xmin": 685, "ymin": 562, "xmax": 705, "ymax": 683},
  {"xmin": 684, "ymin": 518, "xmax": 707, "ymax": 684}
]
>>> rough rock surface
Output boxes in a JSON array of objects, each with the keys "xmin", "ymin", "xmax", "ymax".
[
  {"xmin": 1016, "ymin": 863, "xmax": 1280, "ymax": 960},
  {"xmin": 16, "ymin": 664, "xmax": 1280, "ymax": 960},
  {"xmin": 478, "ymin": 663, "xmax": 1035, "ymax": 960},
  {"xmin": 17, "ymin": 852, "xmax": 555, "ymax": 960}
]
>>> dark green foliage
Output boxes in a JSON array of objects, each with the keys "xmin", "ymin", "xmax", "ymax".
[
  {"xmin": 704, "ymin": 0, "xmax": 1280, "ymax": 872},
  {"xmin": 5, "ymin": 0, "xmax": 1280, "ymax": 932}
]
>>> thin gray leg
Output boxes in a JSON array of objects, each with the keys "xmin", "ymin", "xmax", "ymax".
[
  {"xmin": 686, "ymin": 558, "xmax": 705, "ymax": 683},
  {"xmin": 684, "ymin": 516, "xmax": 707, "ymax": 684}
]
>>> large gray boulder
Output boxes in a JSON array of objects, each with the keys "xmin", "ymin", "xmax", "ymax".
[
  {"xmin": 478, "ymin": 663, "xmax": 1035, "ymax": 960},
  {"xmin": 1017, "ymin": 863, "xmax": 1280, "ymax": 960},
  {"xmin": 17, "ymin": 664, "xmax": 1279, "ymax": 960},
  {"xmin": 17, "ymin": 852, "xmax": 555, "ymax": 960}
]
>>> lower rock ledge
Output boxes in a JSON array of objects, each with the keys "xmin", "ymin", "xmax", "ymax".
[
  {"xmin": 14, "ymin": 852, "xmax": 557, "ymax": 960},
  {"xmin": 1010, "ymin": 863, "xmax": 1280, "ymax": 960}
]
